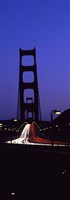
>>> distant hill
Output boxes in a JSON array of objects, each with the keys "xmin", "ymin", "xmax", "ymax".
[{"xmin": 53, "ymin": 109, "xmax": 70, "ymax": 125}]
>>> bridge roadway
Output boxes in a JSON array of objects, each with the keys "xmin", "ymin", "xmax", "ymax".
[
  {"xmin": 0, "ymin": 119, "xmax": 70, "ymax": 199},
  {"xmin": 0, "ymin": 143, "xmax": 70, "ymax": 199},
  {"xmin": 4, "ymin": 121, "xmax": 70, "ymax": 146}
]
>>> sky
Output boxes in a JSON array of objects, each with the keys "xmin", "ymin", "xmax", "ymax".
[{"xmin": 0, "ymin": 0, "xmax": 70, "ymax": 121}]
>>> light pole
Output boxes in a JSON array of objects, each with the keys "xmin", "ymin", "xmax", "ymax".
[{"xmin": 51, "ymin": 110, "xmax": 61, "ymax": 146}]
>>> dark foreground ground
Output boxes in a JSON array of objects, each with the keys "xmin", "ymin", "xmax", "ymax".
[{"xmin": 0, "ymin": 143, "xmax": 70, "ymax": 199}]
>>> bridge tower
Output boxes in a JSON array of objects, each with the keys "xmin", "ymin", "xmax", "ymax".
[{"xmin": 17, "ymin": 47, "xmax": 41, "ymax": 122}]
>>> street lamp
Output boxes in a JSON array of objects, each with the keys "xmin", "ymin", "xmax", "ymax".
[
  {"xmin": 51, "ymin": 110, "xmax": 61, "ymax": 146},
  {"xmin": 51, "ymin": 110, "xmax": 61, "ymax": 122}
]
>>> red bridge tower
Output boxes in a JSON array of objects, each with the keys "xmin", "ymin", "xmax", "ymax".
[{"xmin": 17, "ymin": 47, "xmax": 41, "ymax": 122}]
